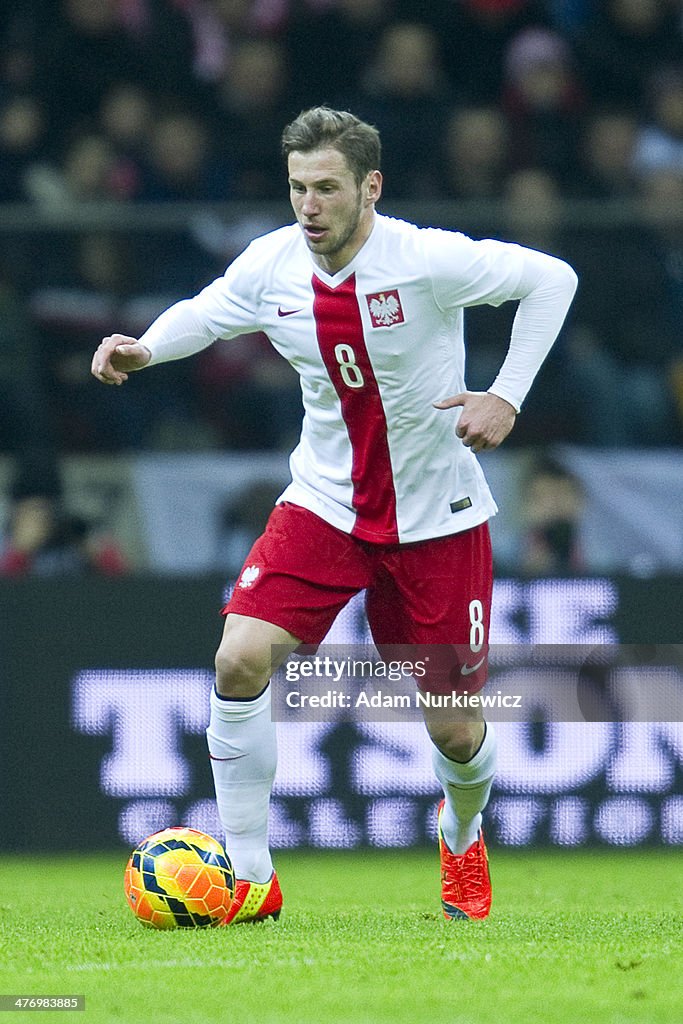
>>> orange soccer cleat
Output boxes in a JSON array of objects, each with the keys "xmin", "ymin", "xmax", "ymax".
[
  {"xmin": 222, "ymin": 871, "xmax": 283, "ymax": 925},
  {"xmin": 437, "ymin": 800, "xmax": 492, "ymax": 920}
]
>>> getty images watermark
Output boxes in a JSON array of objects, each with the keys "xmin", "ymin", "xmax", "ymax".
[{"xmin": 270, "ymin": 644, "xmax": 683, "ymax": 723}]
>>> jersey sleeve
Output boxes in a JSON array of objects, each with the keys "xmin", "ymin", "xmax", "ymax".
[
  {"xmin": 487, "ymin": 246, "xmax": 578, "ymax": 411},
  {"xmin": 424, "ymin": 229, "xmax": 528, "ymax": 310},
  {"xmin": 423, "ymin": 227, "xmax": 578, "ymax": 412},
  {"xmin": 141, "ymin": 240, "xmax": 266, "ymax": 366}
]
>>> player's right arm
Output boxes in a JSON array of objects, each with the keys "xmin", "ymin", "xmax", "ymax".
[
  {"xmin": 91, "ymin": 233, "xmax": 273, "ymax": 387},
  {"xmin": 91, "ymin": 295, "xmax": 227, "ymax": 386}
]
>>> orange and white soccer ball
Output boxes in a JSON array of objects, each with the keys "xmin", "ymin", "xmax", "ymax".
[{"xmin": 124, "ymin": 827, "xmax": 234, "ymax": 929}]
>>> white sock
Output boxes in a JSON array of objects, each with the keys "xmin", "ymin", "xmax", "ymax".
[
  {"xmin": 432, "ymin": 722, "xmax": 497, "ymax": 855},
  {"xmin": 206, "ymin": 685, "xmax": 277, "ymax": 884}
]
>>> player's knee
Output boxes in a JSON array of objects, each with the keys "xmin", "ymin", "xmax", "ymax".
[
  {"xmin": 428, "ymin": 720, "xmax": 485, "ymax": 763},
  {"xmin": 214, "ymin": 642, "xmax": 271, "ymax": 698}
]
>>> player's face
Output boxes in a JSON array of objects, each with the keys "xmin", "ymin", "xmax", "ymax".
[{"xmin": 288, "ymin": 147, "xmax": 382, "ymax": 274}]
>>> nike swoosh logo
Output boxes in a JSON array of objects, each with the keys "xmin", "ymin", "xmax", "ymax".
[
  {"xmin": 461, "ymin": 655, "xmax": 486, "ymax": 676},
  {"xmin": 277, "ymin": 306, "xmax": 302, "ymax": 317},
  {"xmin": 209, "ymin": 753, "xmax": 247, "ymax": 761}
]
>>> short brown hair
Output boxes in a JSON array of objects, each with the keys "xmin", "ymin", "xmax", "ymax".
[{"xmin": 281, "ymin": 106, "xmax": 381, "ymax": 185}]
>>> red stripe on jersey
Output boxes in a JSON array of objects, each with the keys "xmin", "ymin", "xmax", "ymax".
[{"xmin": 312, "ymin": 273, "xmax": 398, "ymax": 543}]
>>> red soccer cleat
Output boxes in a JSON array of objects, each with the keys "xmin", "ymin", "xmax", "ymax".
[
  {"xmin": 222, "ymin": 871, "xmax": 283, "ymax": 925},
  {"xmin": 437, "ymin": 800, "xmax": 492, "ymax": 920}
]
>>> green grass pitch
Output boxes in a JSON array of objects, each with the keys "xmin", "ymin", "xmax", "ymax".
[{"xmin": 0, "ymin": 849, "xmax": 681, "ymax": 1024}]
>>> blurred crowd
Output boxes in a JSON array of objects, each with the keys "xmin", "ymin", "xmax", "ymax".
[
  {"xmin": 1, "ymin": 0, "xmax": 682, "ymax": 206},
  {"xmin": 0, "ymin": 0, "xmax": 682, "ymax": 573}
]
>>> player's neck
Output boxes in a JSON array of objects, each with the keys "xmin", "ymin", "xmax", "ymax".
[{"xmin": 313, "ymin": 211, "xmax": 377, "ymax": 276}]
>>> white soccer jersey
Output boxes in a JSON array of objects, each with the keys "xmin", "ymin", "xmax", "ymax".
[{"xmin": 141, "ymin": 214, "xmax": 577, "ymax": 544}]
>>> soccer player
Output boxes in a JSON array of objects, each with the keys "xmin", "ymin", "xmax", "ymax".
[{"xmin": 92, "ymin": 107, "xmax": 577, "ymax": 923}]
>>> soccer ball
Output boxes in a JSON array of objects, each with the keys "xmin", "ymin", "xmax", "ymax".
[{"xmin": 124, "ymin": 826, "xmax": 235, "ymax": 929}]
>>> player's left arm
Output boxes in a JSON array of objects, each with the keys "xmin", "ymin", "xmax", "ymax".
[{"xmin": 435, "ymin": 247, "xmax": 578, "ymax": 452}]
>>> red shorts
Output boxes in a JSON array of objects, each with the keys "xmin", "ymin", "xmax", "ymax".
[{"xmin": 223, "ymin": 502, "xmax": 493, "ymax": 693}]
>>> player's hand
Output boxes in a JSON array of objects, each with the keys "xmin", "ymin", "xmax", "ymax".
[
  {"xmin": 434, "ymin": 391, "xmax": 516, "ymax": 453},
  {"xmin": 91, "ymin": 334, "xmax": 151, "ymax": 385}
]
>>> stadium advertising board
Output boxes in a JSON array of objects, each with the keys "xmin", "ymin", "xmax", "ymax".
[{"xmin": 2, "ymin": 576, "xmax": 682, "ymax": 851}]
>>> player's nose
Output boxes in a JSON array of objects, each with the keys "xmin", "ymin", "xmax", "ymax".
[{"xmin": 300, "ymin": 190, "xmax": 320, "ymax": 216}]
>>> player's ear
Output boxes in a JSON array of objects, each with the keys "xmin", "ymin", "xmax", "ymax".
[{"xmin": 366, "ymin": 170, "xmax": 382, "ymax": 203}]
